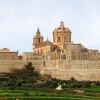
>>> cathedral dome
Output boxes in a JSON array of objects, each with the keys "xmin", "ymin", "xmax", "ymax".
[{"xmin": 53, "ymin": 21, "xmax": 71, "ymax": 33}]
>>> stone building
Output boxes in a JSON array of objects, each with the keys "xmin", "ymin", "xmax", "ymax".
[
  {"xmin": 22, "ymin": 52, "xmax": 42, "ymax": 60},
  {"xmin": 0, "ymin": 21, "xmax": 100, "ymax": 81},
  {"xmin": 0, "ymin": 48, "xmax": 18, "ymax": 60},
  {"xmin": 30, "ymin": 21, "xmax": 100, "ymax": 81},
  {"xmin": 32, "ymin": 21, "xmax": 100, "ymax": 61}
]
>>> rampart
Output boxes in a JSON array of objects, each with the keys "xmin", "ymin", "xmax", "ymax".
[{"xmin": 0, "ymin": 60, "xmax": 100, "ymax": 81}]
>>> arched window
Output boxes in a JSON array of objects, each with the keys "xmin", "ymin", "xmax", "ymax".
[{"xmin": 38, "ymin": 38, "xmax": 40, "ymax": 43}]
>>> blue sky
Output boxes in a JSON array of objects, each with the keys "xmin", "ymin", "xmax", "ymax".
[{"xmin": 0, "ymin": 0, "xmax": 100, "ymax": 53}]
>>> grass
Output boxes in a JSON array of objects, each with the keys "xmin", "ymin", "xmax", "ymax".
[
  {"xmin": 0, "ymin": 86, "xmax": 100, "ymax": 100},
  {"xmin": 82, "ymin": 86, "xmax": 100, "ymax": 93}
]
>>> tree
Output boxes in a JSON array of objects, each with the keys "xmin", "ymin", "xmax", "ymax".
[{"xmin": 0, "ymin": 62, "xmax": 41, "ymax": 89}]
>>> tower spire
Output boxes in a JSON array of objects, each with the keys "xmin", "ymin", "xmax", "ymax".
[
  {"xmin": 33, "ymin": 27, "xmax": 44, "ymax": 49},
  {"xmin": 36, "ymin": 27, "xmax": 41, "ymax": 36}
]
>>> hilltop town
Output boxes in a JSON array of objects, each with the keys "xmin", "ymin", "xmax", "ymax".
[{"xmin": 0, "ymin": 21, "xmax": 100, "ymax": 81}]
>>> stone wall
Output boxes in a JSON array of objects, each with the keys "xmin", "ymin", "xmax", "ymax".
[
  {"xmin": 42, "ymin": 59, "xmax": 100, "ymax": 81},
  {"xmin": 0, "ymin": 59, "xmax": 100, "ymax": 81},
  {"xmin": 0, "ymin": 60, "xmax": 42, "ymax": 73},
  {"xmin": 43, "ymin": 69, "xmax": 100, "ymax": 81}
]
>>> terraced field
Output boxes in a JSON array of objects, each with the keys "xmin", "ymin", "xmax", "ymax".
[{"xmin": 0, "ymin": 87, "xmax": 100, "ymax": 100}]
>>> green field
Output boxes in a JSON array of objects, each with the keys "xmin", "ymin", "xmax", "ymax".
[
  {"xmin": 0, "ymin": 62, "xmax": 100, "ymax": 100},
  {"xmin": 0, "ymin": 86, "xmax": 100, "ymax": 100}
]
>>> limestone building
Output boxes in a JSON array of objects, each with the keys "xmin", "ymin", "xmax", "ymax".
[
  {"xmin": 30, "ymin": 21, "xmax": 100, "ymax": 81},
  {"xmin": 0, "ymin": 21, "xmax": 100, "ymax": 81},
  {"xmin": 32, "ymin": 21, "xmax": 100, "ymax": 61},
  {"xmin": 0, "ymin": 48, "xmax": 18, "ymax": 60}
]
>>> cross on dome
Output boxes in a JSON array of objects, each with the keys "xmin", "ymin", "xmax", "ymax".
[{"xmin": 60, "ymin": 20, "xmax": 65, "ymax": 28}]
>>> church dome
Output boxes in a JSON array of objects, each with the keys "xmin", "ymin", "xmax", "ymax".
[{"xmin": 53, "ymin": 21, "xmax": 71, "ymax": 33}]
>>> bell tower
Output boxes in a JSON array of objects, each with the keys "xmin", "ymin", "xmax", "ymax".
[
  {"xmin": 32, "ymin": 28, "xmax": 43, "ymax": 49},
  {"xmin": 53, "ymin": 21, "xmax": 71, "ymax": 45}
]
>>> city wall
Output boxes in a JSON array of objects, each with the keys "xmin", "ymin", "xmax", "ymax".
[
  {"xmin": 0, "ymin": 60, "xmax": 42, "ymax": 73},
  {"xmin": 42, "ymin": 59, "xmax": 100, "ymax": 81},
  {"xmin": 0, "ymin": 60, "xmax": 100, "ymax": 81}
]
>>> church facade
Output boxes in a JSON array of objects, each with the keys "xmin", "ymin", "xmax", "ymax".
[{"xmin": 0, "ymin": 21, "xmax": 100, "ymax": 81}]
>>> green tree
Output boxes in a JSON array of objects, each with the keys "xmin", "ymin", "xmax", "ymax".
[{"xmin": 1, "ymin": 62, "xmax": 41, "ymax": 89}]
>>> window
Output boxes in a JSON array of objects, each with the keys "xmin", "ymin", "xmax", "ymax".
[
  {"xmin": 41, "ymin": 49, "xmax": 42, "ymax": 53},
  {"xmin": 38, "ymin": 38, "xmax": 40, "ymax": 43},
  {"xmin": 43, "ymin": 61, "xmax": 45, "ymax": 66},
  {"xmin": 58, "ymin": 36, "xmax": 60, "ymax": 42},
  {"xmin": 26, "ymin": 58, "xmax": 28, "ymax": 60},
  {"xmin": 43, "ymin": 56, "xmax": 44, "ymax": 59},
  {"xmin": 54, "ymin": 37, "xmax": 55, "ymax": 42},
  {"xmin": 63, "ymin": 55, "xmax": 66, "ymax": 59}
]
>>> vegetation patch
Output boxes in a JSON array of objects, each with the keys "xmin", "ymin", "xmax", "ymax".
[{"xmin": 0, "ymin": 62, "xmax": 100, "ymax": 99}]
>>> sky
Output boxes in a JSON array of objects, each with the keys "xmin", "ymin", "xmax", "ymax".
[{"xmin": 0, "ymin": 0, "xmax": 100, "ymax": 54}]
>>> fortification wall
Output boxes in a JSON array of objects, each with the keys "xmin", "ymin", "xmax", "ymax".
[
  {"xmin": 0, "ymin": 59, "xmax": 100, "ymax": 81},
  {"xmin": 42, "ymin": 59, "xmax": 100, "ymax": 81},
  {"xmin": 43, "ymin": 68, "xmax": 100, "ymax": 81},
  {"xmin": 71, "ymin": 60, "xmax": 100, "ymax": 70},
  {"xmin": 0, "ymin": 60, "xmax": 42, "ymax": 73}
]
